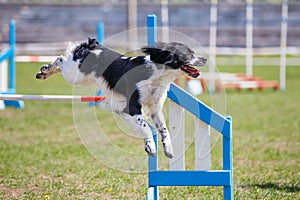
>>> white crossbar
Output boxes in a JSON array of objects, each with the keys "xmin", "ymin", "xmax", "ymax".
[
  {"xmin": 0, "ymin": 61, "xmax": 8, "ymax": 110},
  {"xmin": 169, "ymin": 101, "xmax": 185, "ymax": 170},
  {"xmin": 0, "ymin": 94, "xmax": 106, "ymax": 102},
  {"xmin": 0, "ymin": 60, "xmax": 8, "ymax": 92}
]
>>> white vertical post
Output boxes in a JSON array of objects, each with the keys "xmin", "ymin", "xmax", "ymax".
[
  {"xmin": 0, "ymin": 60, "xmax": 8, "ymax": 92},
  {"xmin": 0, "ymin": 60, "xmax": 8, "ymax": 110},
  {"xmin": 128, "ymin": 0, "xmax": 137, "ymax": 49},
  {"xmin": 161, "ymin": 0, "xmax": 169, "ymax": 43},
  {"xmin": 0, "ymin": 100, "xmax": 4, "ymax": 110},
  {"xmin": 209, "ymin": 0, "xmax": 218, "ymax": 93},
  {"xmin": 246, "ymin": 0, "xmax": 253, "ymax": 78},
  {"xmin": 169, "ymin": 101, "xmax": 185, "ymax": 170},
  {"xmin": 195, "ymin": 118, "xmax": 211, "ymax": 170},
  {"xmin": 280, "ymin": 0, "xmax": 288, "ymax": 92}
]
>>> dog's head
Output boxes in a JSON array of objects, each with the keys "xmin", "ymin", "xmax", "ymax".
[
  {"xmin": 36, "ymin": 56, "xmax": 64, "ymax": 80},
  {"xmin": 142, "ymin": 42, "xmax": 206, "ymax": 78},
  {"xmin": 36, "ymin": 39, "xmax": 99, "ymax": 80},
  {"xmin": 36, "ymin": 38, "xmax": 116, "ymax": 80}
]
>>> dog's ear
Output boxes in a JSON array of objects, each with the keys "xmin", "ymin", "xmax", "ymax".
[
  {"xmin": 87, "ymin": 38, "xmax": 100, "ymax": 49},
  {"xmin": 66, "ymin": 41, "xmax": 76, "ymax": 55},
  {"xmin": 142, "ymin": 46, "xmax": 184, "ymax": 69},
  {"xmin": 141, "ymin": 46, "xmax": 161, "ymax": 58}
]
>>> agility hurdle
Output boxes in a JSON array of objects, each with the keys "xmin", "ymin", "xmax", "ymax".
[
  {"xmin": 146, "ymin": 14, "xmax": 233, "ymax": 200},
  {"xmin": 0, "ymin": 20, "xmax": 24, "ymax": 109}
]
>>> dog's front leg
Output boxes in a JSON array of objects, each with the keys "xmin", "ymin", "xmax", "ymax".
[{"xmin": 150, "ymin": 109, "xmax": 174, "ymax": 159}]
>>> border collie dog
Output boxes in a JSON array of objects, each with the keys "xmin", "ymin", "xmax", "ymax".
[{"xmin": 36, "ymin": 38, "xmax": 206, "ymax": 158}]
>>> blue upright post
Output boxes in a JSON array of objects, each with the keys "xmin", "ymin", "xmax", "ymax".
[
  {"xmin": 9, "ymin": 20, "xmax": 16, "ymax": 92},
  {"xmin": 2, "ymin": 20, "xmax": 24, "ymax": 109},
  {"xmin": 147, "ymin": 14, "xmax": 159, "ymax": 200},
  {"xmin": 223, "ymin": 115, "xmax": 233, "ymax": 200},
  {"xmin": 89, "ymin": 22, "xmax": 105, "ymax": 107},
  {"xmin": 147, "ymin": 14, "xmax": 157, "ymax": 47},
  {"xmin": 97, "ymin": 22, "xmax": 104, "ymax": 45}
]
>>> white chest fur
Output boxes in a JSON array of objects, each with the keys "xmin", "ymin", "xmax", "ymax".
[{"xmin": 137, "ymin": 64, "xmax": 184, "ymax": 111}]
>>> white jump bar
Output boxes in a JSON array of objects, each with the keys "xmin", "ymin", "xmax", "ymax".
[{"xmin": 0, "ymin": 94, "xmax": 106, "ymax": 102}]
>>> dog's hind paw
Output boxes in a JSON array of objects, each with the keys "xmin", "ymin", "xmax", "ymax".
[
  {"xmin": 144, "ymin": 139, "xmax": 156, "ymax": 157},
  {"xmin": 163, "ymin": 143, "xmax": 174, "ymax": 159}
]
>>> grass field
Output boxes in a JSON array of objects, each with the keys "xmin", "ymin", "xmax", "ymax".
[{"xmin": 0, "ymin": 59, "xmax": 299, "ymax": 199}]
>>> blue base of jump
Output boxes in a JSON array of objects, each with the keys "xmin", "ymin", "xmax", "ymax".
[
  {"xmin": 147, "ymin": 170, "xmax": 233, "ymax": 200},
  {"xmin": 3, "ymin": 99, "xmax": 24, "ymax": 109},
  {"xmin": 1, "ymin": 89, "xmax": 24, "ymax": 109}
]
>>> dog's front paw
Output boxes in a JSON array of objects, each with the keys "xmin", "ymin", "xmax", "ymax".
[
  {"xmin": 36, "ymin": 71, "xmax": 47, "ymax": 80},
  {"xmin": 163, "ymin": 143, "xmax": 174, "ymax": 159},
  {"xmin": 144, "ymin": 139, "xmax": 156, "ymax": 157},
  {"xmin": 36, "ymin": 65, "xmax": 50, "ymax": 80},
  {"xmin": 36, "ymin": 64, "xmax": 62, "ymax": 80}
]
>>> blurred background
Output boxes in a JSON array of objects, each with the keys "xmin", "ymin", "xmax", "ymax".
[
  {"xmin": 0, "ymin": 0, "xmax": 299, "ymax": 56},
  {"xmin": 0, "ymin": 1, "xmax": 299, "ymax": 199}
]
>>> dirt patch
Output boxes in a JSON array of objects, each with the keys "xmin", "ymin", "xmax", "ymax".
[{"xmin": 0, "ymin": 184, "xmax": 24, "ymax": 199}]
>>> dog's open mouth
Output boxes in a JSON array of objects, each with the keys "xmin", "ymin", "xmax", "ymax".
[{"xmin": 181, "ymin": 65, "xmax": 200, "ymax": 78}]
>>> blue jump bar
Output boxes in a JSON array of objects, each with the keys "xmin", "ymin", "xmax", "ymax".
[
  {"xmin": 168, "ymin": 83, "xmax": 231, "ymax": 138},
  {"xmin": 149, "ymin": 170, "xmax": 232, "ymax": 187}
]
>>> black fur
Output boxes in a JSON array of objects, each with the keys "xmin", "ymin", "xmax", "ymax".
[
  {"xmin": 101, "ymin": 56, "xmax": 153, "ymax": 116},
  {"xmin": 36, "ymin": 38, "xmax": 206, "ymax": 158},
  {"xmin": 73, "ymin": 38, "xmax": 101, "ymax": 65},
  {"xmin": 73, "ymin": 39, "xmax": 204, "ymax": 116},
  {"xmin": 142, "ymin": 42, "xmax": 194, "ymax": 68},
  {"xmin": 102, "ymin": 56, "xmax": 153, "ymax": 90}
]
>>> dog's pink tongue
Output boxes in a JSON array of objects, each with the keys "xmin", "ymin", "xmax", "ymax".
[{"xmin": 181, "ymin": 65, "xmax": 200, "ymax": 78}]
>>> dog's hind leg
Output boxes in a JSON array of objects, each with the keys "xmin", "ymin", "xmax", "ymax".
[
  {"xmin": 150, "ymin": 107, "xmax": 174, "ymax": 159},
  {"xmin": 120, "ymin": 112, "xmax": 157, "ymax": 157},
  {"xmin": 133, "ymin": 114, "xmax": 157, "ymax": 157},
  {"xmin": 121, "ymin": 91, "xmax": 157, "ymax": 157}
]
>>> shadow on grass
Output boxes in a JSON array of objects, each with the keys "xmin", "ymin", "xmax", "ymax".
[{"xmin": 250, "ymin": 183, "xmax": 300, "ymax": 193}]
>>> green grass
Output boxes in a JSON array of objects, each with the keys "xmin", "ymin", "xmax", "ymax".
[{"xmin": 0, "ymin": 60, "xmax": 299, "ymax": 199}]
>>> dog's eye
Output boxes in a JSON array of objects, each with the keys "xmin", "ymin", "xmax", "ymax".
[{"xmin": 59, "ymin": 58, "xmax": 63, "ymax": 62}]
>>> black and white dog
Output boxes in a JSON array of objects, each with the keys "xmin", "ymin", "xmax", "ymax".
[{"xmin": 36, "ymin": 38, "xmax": 206, "ymax": 158}]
